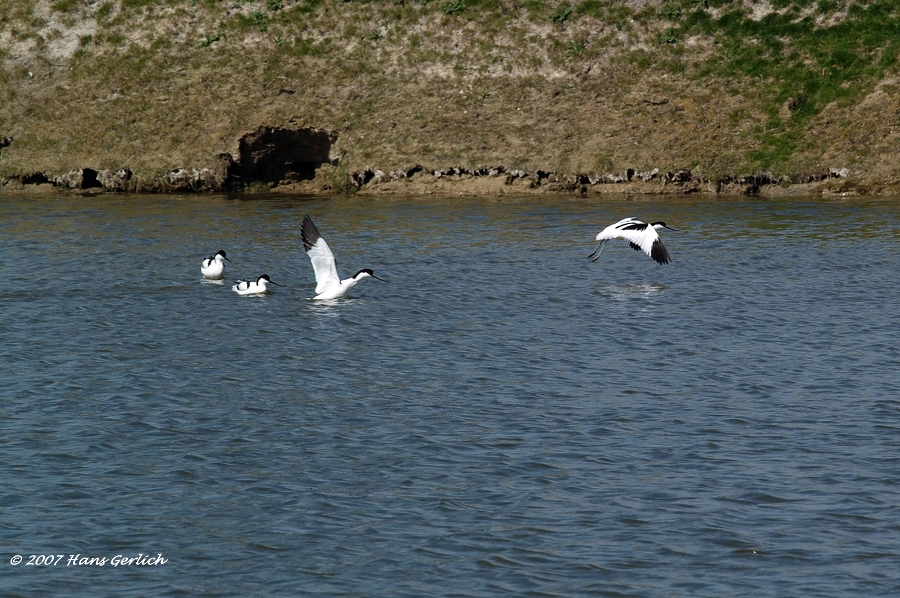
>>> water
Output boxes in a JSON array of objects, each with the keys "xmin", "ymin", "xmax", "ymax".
[{"xmin": 1, "ymin": 192, "xmax": 899, "ymax": 596}]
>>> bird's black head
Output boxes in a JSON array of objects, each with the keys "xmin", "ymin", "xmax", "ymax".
[
  {"xmin": 217, "ymin": 250, "xmax": 233, "ymax": 262},
  {"xmin": 651, "ymin": 221, "xmax": 679, "ymax": 231},
  {"xmin": 354, "ymin": 268, "xmax": 385, "ymax": 282}
]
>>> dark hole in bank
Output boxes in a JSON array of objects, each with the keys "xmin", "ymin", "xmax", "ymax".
[
  {"xmin": 81, "ymin": 168, "xmax": 103, "ymax": 189},
  {"xmin": 229, "ymin": 126, "xmax": 337, "ymax": 188},
  {"xmin": 21, "ymin": 172, "xmax": 49, "ymax": 185}
]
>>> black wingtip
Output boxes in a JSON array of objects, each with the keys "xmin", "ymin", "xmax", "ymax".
[
  {"xmin": 301, "ymin": 215, "xmax": 321, "ymax": 252},
  {"xmin": 650, "ymin": 239, "xmax": 671, "ymax": 265}
]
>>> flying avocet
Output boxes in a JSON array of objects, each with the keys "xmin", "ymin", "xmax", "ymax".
[
  {"xmin": 232, "ymin": 274, "xmax": 280, "ymax": 295},
  {"xmin": 301, "ymin": 215, "xmax": 384, "ymax": 300},
  {"xmin": 201, "ymin": 250, "xmax": 233, "ymax": 279},
  {"xmin": 588, "ymin": 217, "xmax": 678, "ymax": 265}
]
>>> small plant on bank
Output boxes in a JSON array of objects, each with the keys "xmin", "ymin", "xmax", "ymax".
[
  {"xmin": 200, "ymin": 33, "xmax": 220, "ymax": 47},
  {"xmin": 251, "ymin": 12, "xmax": 267, "ymax": 31},
  {"xmin": 660, "ymin": 4, "xmax": 681, "ymax": 19},
  {"xmin": 566, "ymin": 39, "xmax": 587, "ymax": 55},
  {"xmin": 551, "ymin": 4, "xmax": 573, "ymax": 24},
  {"xmin": 659, "ymin": 27, "xmax": 678, "ymax": 44},
  {"xmin": 441, "ymin": 1, "xmax": 466, "ymax": 15}
]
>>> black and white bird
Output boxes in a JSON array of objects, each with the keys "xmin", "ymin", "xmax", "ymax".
[
  {"xmin": 588, "ymin": 217, "xmax": 678, "ymax": 265},
  {"xmin": 201, "ymin": 250, "xmax": 233, "ymax": 279},
  {"xmin": 301, "ymin": 215, "xmax": 384, "ymax": 300},
  {"xmin": 232, "ymin": 274, "xmax": 280, "ymax": 295}
]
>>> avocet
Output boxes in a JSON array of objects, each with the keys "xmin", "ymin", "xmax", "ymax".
[
  {"xmin": 232, "ymin": 274, "xmax": 280, "ymax": 295},
  {"xmin": 201, "ymin": 250, "xmax": 233, "ymax": 279},
  {"xmin": 588, "ymin": 218, "xmax": 678, "ymax": 265},
  {"xmin": 301, "ymin": 215, "xmax": 384, "ymax": 300}
]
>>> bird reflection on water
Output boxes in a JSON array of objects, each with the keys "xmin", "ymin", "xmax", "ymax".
[{"xmin": 596, "ymin": 282, "xmax": 669, "ymax": 301}]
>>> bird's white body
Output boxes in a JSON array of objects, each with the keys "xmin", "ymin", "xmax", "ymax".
[
  {"xmin": 589, "ymin": 217, "xmax": 676, "ymax": 265},
  {"xmin": 310, "ymin": 273, "xmax": 373, "ymax": 300},
  {"xmin": 201, "ymin": 250, "xmax": 232, "ymax": 279},
  {"xmin": 301, "ymin": 215, "xmax": 383, "ymax": 300},
  {"xmin": 232, "ymin": 274, "xmax": 278, "ymax": 295}
]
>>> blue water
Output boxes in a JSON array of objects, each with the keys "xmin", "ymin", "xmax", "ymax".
[{"xmin": 1, "ymin": 193, "xmax": 899, "ymax": 596}]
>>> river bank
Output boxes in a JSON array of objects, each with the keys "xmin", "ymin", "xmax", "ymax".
[
  {"xmin": 0, "ymin": 159, "xmax": 879, "ymax": 197},
  {"xmin": 2, "ymin": 1, "xmax": 899, "ymax": 197}
]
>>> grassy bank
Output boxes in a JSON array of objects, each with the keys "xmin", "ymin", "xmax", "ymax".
[{"xmin": 2, "ymin": 0, "xmax": 900, "ymax": 193}]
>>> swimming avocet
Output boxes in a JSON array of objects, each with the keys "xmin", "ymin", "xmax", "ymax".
[
  {"xmin": 201, "ymin": 250, "xmax": 233, "ymax": 279},
  {"xmin": 301, "ymin": 215, "xmax": 384, "ymax": 300},
  {"xmin": 588, "ymin": 218, "xmax": 678, "ymax": 265},
  {"xmin": 232, "ymin": 274, "xmax": 280, "ymax": 295}
]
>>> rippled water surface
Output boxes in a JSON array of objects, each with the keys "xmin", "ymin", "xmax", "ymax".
[{"xmin": 2, "ymin": 193, "xmax": 899, "ymax": 596}]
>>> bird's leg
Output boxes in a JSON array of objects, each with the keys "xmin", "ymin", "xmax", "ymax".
[{"xmin": 588, "ymin": 241, "xmax": 607, "ymax": 262}]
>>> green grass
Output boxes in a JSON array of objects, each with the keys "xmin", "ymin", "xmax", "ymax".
[
  {"xmin": 291, "ymin": 0, "xmax": 327, "ymax": 15},
  {"xmin": 51, "ymin": 0, "xmax": 80, "ymax": 12},
  {"xmin": 665, "ymin": 0, "xmax": 900, "ymax": 169},
  {"xmin": 96, "ymin": 2, "xmax": 114, "ymax": 20},
  {"xmin": 278, "ymin": 36, "xmax": 332, "ymax": 57},
  {"xmin": 103, "ymin": 32, "xmax": 127, "ymax": 45},
  {"xmin": 0, "ymin": 0, "xmax": 36, "ymax": 18},
  {"xmin": 121, "ymin": 0, "xmax": 167, "ymax": 8}
]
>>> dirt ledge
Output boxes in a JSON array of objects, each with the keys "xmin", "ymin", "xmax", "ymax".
[{"xmin": 1, "ymin": 162, "xmax": 881, "ymax": 197}]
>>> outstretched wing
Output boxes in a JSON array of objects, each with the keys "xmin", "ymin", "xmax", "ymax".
[
  {"xmin": 301, "ymin": 216, "xmax": 340, "ymax": 294},
  {"xmin": 599, "ymin": 218, "xmax": 670, "ymax": 264},
  {"xmin": 596, "ymin": 217, "xmax": 639, "ymax": 241},
  {"xmin": 649, "ymin": 238, "xmax": 671, "ymax": 264}
]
